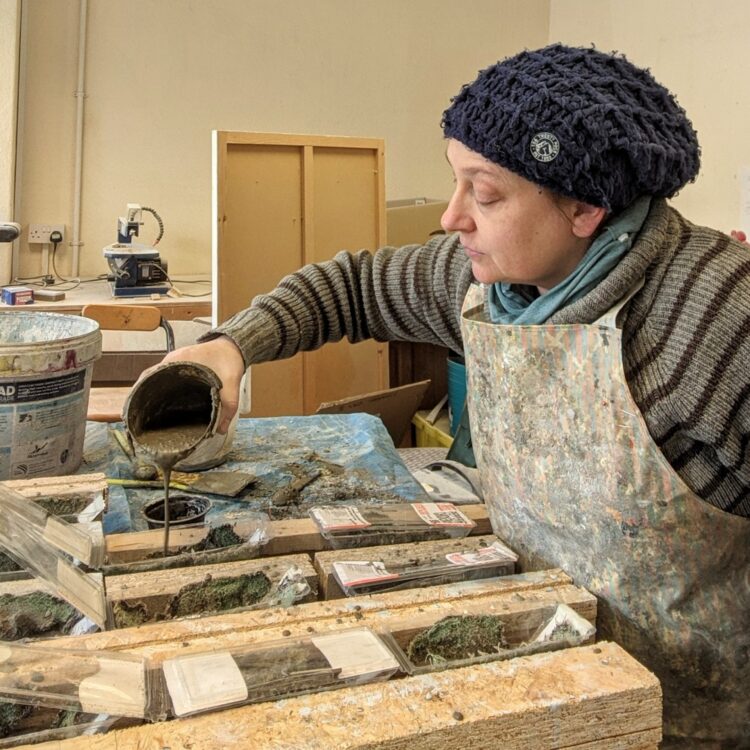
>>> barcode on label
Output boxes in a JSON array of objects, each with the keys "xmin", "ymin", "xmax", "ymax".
[
  {"xmin": 333, "ymin": 561, "xmax": 399, "ymax": 586},
  {"xmin": 411, "ymin": 502, "xmax": 474, "ymax": 528}
]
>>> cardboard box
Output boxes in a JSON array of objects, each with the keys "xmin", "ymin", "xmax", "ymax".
[
  {"xmin": 1, "ymin": 286, "xmax": 33, "ymax": 305},
  {"xmin": 386, "ymin": 198, "xmax": 448, "ymax": 247}
]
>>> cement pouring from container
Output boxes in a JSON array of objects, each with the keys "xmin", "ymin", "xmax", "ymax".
[{"xmin": 123, "ymin": 361, "xmax": 236, "ymax": 473}]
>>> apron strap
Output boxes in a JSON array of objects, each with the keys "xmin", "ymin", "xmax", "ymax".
[{"xmin": 594, "ymin": 277, "xmax": 645, "ymax": 329}]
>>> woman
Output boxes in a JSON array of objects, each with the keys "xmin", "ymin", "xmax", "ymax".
[{"xmin": 162, "ymin": 44, "xmax": 750, "ymax": 747}]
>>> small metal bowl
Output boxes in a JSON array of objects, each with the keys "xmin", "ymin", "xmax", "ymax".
[{"xmin": 142, "ymin": 495, "xmax": 212, "ymax": 530}]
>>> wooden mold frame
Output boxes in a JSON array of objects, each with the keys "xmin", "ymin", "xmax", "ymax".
[
  {"xmin": 314, "ymin": 533, "xmax": 516, "ymax": 599},
  {"xmin": 18, "ymin": 571, "xmax": 662, "ymax": 750},
  {"xmin": 103, "ymin": 503, "xmax": 493, "ymax": 564},
  {"xmin": 212, "ymin": 131, "xmax": 388, "ymax": 417}
]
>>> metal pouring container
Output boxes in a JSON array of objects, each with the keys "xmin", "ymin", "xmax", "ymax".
[{"xmin": 123, "ymin": 361, "xmax": 236, "ymax": 471}]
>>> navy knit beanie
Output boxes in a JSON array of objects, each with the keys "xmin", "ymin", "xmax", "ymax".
[{"xmin": 442, "ymin": 44, "xmax": 700, "ymax": 213}]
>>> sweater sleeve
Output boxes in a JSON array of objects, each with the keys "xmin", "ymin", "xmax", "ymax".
[{"xmin": 204, "ymin": 233, "xmax": 473, "ymax": 367}]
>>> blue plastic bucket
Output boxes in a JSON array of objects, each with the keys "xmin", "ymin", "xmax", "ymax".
[
  {"xmin": 0, "ymin": 312, "xmax": 102, "ymax": 479},
  {"xmin": 446, "ymin": 356, "xmax": 467, "ymax": 436}
]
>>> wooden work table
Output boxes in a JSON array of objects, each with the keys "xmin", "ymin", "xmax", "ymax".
[{"xmin": 14, "ymin": 276, "xmax": 212, "ymax": 321}]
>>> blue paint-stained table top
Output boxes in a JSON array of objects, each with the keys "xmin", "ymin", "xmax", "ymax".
[{"xmin": 81, "ymin": 414, "xmax": 428, "ymax": 533}]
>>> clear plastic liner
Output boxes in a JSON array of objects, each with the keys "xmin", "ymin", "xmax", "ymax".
[
  {"xmin": 108, "ymin": 565, "xmax": 311, "ymax": 629},
  {"xmin": 0, "ymin": 485, "xmax": 108, "ymax": 628},
  {"xmin": 309, "ymin": 502, "xmax": 476, "ymax": 549},
  {"xmin": 103, "ymin": 513, "xmax": 270, "ymax": 575},
  {"xmin": 0, "ymin": 642, "xmax": 151, "ymax": 719},
  {"xmin": 0, "ymin": 712, "xmax": 121, "ymax": 748},
  {"xmin": 332, "ymin": 539, "xmax": 518, "ymax": 596},
  {"xmin": 160, "ymin": 627, "xmax": 402, "ymax": 718},
  {"xmin": 385, "ymin": 602, "xmax": 597, "ymax": 676}
]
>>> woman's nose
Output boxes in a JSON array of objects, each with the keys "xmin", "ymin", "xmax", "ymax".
[{"xmin": 441, "ymin": 191, "xmax": 474, "ymax": 234}]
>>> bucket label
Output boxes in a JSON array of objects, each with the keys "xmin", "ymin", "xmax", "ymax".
[{"xmin": 0, "ymin": 371, "xmax": 86, "ymax": 404}]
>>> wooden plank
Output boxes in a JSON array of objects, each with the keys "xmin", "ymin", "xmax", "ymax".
[
  {"xmin": 104, "ymin": 503, "xmax": 493, "ymax": 563},
  {"xmin": 36, "ymin": 569, "xmax": 588, "ymax": 659},
  {"xmin": 16, "ymin": 642, "xmax": 661, "ymax": 750},
  {"xmin": 81, "ymin": 303, "xmax": 163, "ymax": 332},
  {"xmin": 105, "ymin": 553, "xmax": 318, "ymax": 625},
  {"xmin": 0, "ymin": 473, "xmax": 108, "ymax": 502},
  {"xmin": 314, "ymin": 534, "xmax": 515, "ymax": 599},
  {"xmin": 213, "ymin": 130, "xmax": 387, "ymax": 418}
]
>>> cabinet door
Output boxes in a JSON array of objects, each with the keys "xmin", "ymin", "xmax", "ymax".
[{"xmin": 213, "ymin": 132, "xmax": 387, "ymax": 417}]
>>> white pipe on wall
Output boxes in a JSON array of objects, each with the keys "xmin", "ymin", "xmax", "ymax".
[
  {"xmin": 71, "ymin": 0, "xmax": 87, "ymax": 278},
  {"xmin": 0, "ymin": 0, "xmax": 21, "ymax": 286}
]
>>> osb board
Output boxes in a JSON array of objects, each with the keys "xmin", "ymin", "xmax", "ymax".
[
  {"xmin": 18, "ymin": 642, "xmax": 661, "ymax": 750},
  {"xmin": 213, "ymin": 131, "xmax": 388, "ymax": 417},
  {"xmin": 314, "ymin": 534, "xmax": 515, "ymax": 599},
  {"xmin": 105, "ymin": 552, "xmax": 318, "ymax": 615},
  {"xmin": 104, "ymin": 503, "xmax": 493, "ymax": 562},
  {"xmin": 36, "ymin": 569, "xmax": 593, "ymax": 662},
  {"xmin": 0, "ymin": 473, "xmax": 107, "ymax": 503}
]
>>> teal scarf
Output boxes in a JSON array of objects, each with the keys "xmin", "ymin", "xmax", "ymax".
[{"xmin": 486, "ymin": 197, "xmax": 651, "ymax": 324}]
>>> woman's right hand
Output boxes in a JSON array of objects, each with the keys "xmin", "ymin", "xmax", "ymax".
[{"xmin": 154, "ymin": 335, "xmax": 246, "ymax": 433}]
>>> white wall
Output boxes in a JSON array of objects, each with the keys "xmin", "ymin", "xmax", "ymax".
[
  {"xmin": 15, "ymin": 0, "xmax": 550, "ymax": 279},
  {"xmin": 549, "ymin": 0, "xmax": 750, "ymax": 233}
]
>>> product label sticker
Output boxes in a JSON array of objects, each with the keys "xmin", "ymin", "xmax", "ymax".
[
  {"xmin": 411, "ymin": 502, "xmax": 475, "ymax": 528},
  {"xmin": 312, "ymin": 628, "xmax": 399, "ymax": 680},
  {"xmin": 445, "ymin": 541, "xmax": 518, "ymax": 566},
  {"xmin": 310, "ymin": 506, "xmax": 371, "ymax": 532},
  {"xmin": 333, "ymin": 561, "xmax": 399, "ymax": 587},
  {"xmin": 162, "ymin": 651, "xmax": 248, "ymax": 717},
  {"xmin": 79, "ymin": 656, "xmax": 147, "ymax": 718}
]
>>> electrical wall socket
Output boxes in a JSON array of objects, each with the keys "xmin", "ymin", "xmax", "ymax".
[{"xmin": 28, "ymin": 224, "xmax": 65, "ymax": 244}]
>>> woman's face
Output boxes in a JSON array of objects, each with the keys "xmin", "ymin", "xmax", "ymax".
[{"xmin": 441, "ymin": 139, "xmax": 593, "ymax": 291}]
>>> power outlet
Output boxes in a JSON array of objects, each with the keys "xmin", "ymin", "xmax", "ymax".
[{"xmin": 28, "ymin": 224, "xmax": 65, "ymax": 244}]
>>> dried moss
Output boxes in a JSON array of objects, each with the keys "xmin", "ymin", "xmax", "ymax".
[
  {"xmin": 0, "ymin": 553, "xmax": 21, "ymax": 573},
  {"xmin": 111, "ymin": 600, "xmax": 150, "ymax": 629},
  {"xmin": 0, "ymin": 592, "xmax": 79, "ymax": 640},
  {"xmin": 0, "ymin": 702, "xmax": 33, "ymax": 738},
  {"xmin": 406, "ymin": 614, "xmax": 509, "ymax": 666},
  {"xmin": 190, "ymin": 524, "xmax": 243, "ymax": 551},
  {"xmin": 34, "ymin": 496, "xmax": 90, "ymax": 516},
  {"xmin": 170, "ymin": 572, "xmax": 272, "ymax": 618}
]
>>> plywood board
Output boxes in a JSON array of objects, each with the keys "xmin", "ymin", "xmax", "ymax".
[
  {"xmin": 105, "ymin": 553, "xmax": 318, "ymax": 625},
  {"xmin": 15, "ymin": 642, "xmax": 660, "ymax": 750},
  {"xmin": 104, "ymin": 503, "xmax": 493, "ymax": 563},
  {"xmin": 36, "ymin": 569, "xmax": 587, "ymax": 659},
  {"xmin": 314, "ymin": 534, "xmax": 515, "ymax": 599},
  {"xmin": 212, "ymin": 132, "xmax": 388, "ymax": 418}
]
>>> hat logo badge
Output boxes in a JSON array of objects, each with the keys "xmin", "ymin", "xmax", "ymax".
[{"xmin": 530, "ymin": 132, "xmax": 560, "ymax": 163}]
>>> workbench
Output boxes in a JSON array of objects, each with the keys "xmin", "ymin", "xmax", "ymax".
[
  {"xmin": 16, "ymin": 276, "xmax": 211, "ymax": 321},
  {"xmin": 0, "ymin": 416, "xmax": 663, "ymax": 748}
]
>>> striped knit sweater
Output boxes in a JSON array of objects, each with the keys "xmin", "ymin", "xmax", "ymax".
[{"xmin": 213, "ymin": 198, "xmax": 750, "ymax": 517}]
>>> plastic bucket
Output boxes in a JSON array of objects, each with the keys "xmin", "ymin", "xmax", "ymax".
[
  {"xmin": 447, "ymin": 355, "xmax": 467, "ymax": 436},
  {"xmin": 0, "ymin": 311, "xmax": 101, "ymax": 480},
  {"xmin": 123, "ymin": 361, "xmax": 236, "ymax": 471}
]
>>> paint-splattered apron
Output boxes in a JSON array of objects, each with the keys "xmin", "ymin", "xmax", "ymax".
[{"xmin": 461, "ymin": 283, "xmax": 750, "ymax": 747}]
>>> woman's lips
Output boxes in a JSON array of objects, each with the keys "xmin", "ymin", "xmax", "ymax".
[{"xmin": 464, "ymin": 245, "xmax": 483, "ymax": 259}]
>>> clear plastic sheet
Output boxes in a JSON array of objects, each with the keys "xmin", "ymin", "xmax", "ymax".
[
  {"xmin": 386, "ymin": 602, "xmax": 597, "ymax": 676},
  {"xmin": 309, "ymin": 502, "xmax": 476, "ymax": 549},
  {"xmin": 0, "ymin": 642, "xmax": 150, "ymax": 719},
  {"xmin": 0, "ymin": 712, "xmax": 121, "ymax": 748},
  {"xmin": 102, "ymin": 512, "xmax": 270, "ymax": 575},
  {"xmin": 332, "ymin": 539, "xmax": 517, "ymax": 596},
  {"xmin": 108, "ymin": 564, "xmax": 312, "ymax": 629},
  {"xmin": 161, "ymin": 627, "xmax": 401, "ymax": 718},
  {"xmin": 0, "ymin": 484, "xmax": 108, "ymax": 628}
]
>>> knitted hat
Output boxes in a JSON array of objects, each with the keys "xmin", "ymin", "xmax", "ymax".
[{"xmin": 442, "ymin": 44, "xmax": 700, "ymax": 213}]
